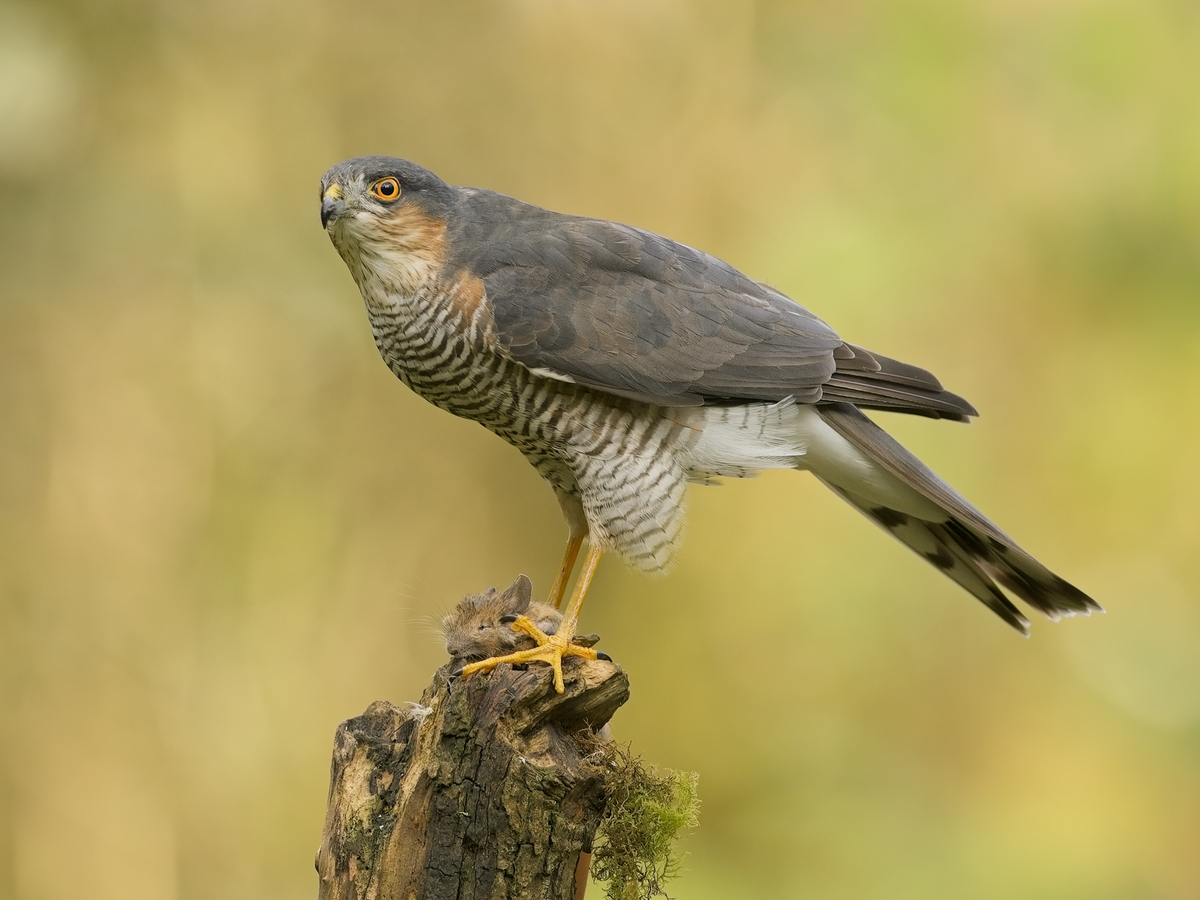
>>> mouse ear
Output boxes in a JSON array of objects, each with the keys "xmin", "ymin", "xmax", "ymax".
[{"xmin": 499, "ymin": 574, "xmax": 533, "ymax": 614}]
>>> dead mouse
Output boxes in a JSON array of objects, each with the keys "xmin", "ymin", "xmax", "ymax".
[{"xmin": 442, "ymin": 574, "xmax": 604, "ymax": 672}]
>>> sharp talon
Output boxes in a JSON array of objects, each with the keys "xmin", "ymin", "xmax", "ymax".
[
  {"xmin": 450, "ymin": 667, "xmax": 464, "ymax": 678},
  {"xmin": 458, "ymin": 548, "xmax": 604, "ymax": 694},
  {"xmin": 457, "ymin": 623, "xmax": 599, "ymax": 694},
  {"xmin": 597, "ymin": 651, "xmax": 612, "ymax": 662},
  {"xmin": 499, "ymin": 614, "xmax": 518, "ymax": 625}
]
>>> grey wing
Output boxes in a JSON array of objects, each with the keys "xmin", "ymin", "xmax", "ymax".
[
  {"xmin": 822, "ymin": 344, "xmax": 978, "ymax": 421},
  {"xmin": 451, "ymin": 191, "xmax": 975, "ymax": 417},
  {"xmin": 481, "ymin": 216, "xmax": 841, "ymax": 405}
]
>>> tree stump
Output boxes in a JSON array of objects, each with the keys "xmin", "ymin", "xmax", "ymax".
[{"xmin": 316, "ymin": 657, "xmax": 630, "ymax": 900}]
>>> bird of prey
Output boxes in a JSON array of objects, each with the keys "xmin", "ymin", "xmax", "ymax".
[{"xmin": 320, "ymin": 156, "xmax": 1099, "ymax": 692}]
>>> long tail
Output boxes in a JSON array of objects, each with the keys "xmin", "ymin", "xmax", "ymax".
[{"xmin": 811, "ymin": 403, "xmax": 1101, "ymax": 634}]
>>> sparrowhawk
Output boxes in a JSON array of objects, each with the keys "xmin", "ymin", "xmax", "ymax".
[{"xmin": 319, "ymin": 156, "xmax": 1100, "ymax": 692}]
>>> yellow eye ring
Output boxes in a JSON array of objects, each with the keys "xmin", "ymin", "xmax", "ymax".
[{"xmin": 369, "ymin": 177, "xmax": 401, "ymax": 201}]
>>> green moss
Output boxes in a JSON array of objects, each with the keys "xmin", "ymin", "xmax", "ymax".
[{"xmin": 582, "ymin": 740, "xmax": 700, "ymax": 900}]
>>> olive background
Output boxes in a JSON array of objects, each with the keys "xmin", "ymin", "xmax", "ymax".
[{"xmin": 2, "ymin": 1, "xmax": 1199, "ymax": 897}]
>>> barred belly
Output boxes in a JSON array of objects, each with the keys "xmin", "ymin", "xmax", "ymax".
[{"xmin": 364, "ymin": 284, "xmax": 695, "ymax": 572}]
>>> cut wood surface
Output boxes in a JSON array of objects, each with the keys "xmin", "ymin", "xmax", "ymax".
[{"xmin": 316, "ymin": 657, "xmax": 629, "ymax": 900}]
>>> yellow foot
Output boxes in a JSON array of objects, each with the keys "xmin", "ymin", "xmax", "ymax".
[{"xmin": 458, "ymin": 614, "xmax": 599, "ymax": 694}]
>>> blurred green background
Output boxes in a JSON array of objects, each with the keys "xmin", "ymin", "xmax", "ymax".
[{"xmin": 2, "ymin": 0, "xmax": 1199, "ymax": 897}]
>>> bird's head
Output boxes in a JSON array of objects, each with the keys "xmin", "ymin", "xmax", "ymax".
[{"xmin": 320, "ymin": 156, "xmax": 458, "ymax": 296}]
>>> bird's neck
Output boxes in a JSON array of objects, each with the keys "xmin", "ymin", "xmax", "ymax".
[{"xmin": 330, "ymin": 210, "xmax": 449, "ymax": 306}]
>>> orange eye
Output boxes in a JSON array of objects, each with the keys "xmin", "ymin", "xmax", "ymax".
[{"xmin": 370, "ymin": 177, "xmax": 401, "ymax": 201}]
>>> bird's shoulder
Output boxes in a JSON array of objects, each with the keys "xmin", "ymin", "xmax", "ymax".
[{"xmin": 450, "ymin": 188, "xmax": 820, "ymax": 308}]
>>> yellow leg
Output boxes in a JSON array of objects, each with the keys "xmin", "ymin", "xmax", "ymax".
[
  {"xmin": 460, "ymin": 545, "xmax": 605, "ymax": 694},
  {"xmin": 557, "ymin": 543, "xmax": 602, "ymax": 640},
  {"xmin": 546, "ymin": 533, "xmax": 584, "ymax": 610}
]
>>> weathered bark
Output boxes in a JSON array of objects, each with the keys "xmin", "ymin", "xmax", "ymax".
[{"xmin": 316, "ymin": 657, "xmax": 629, "ymax": 900}]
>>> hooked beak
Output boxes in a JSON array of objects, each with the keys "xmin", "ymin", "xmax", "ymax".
[{"xmin": 320, "ymin": 183, "xmax": 346, "ymax": 229}]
